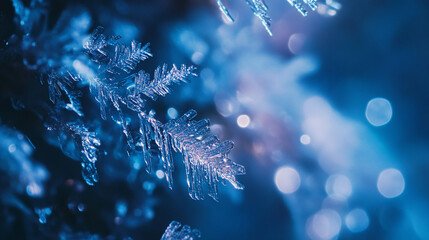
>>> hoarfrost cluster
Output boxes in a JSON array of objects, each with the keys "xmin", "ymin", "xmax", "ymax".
[{"xmin": 46, "ymin": 26, "xmax": 245, "ymax": 201}]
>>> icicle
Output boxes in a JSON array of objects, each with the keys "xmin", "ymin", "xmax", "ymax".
[
  {"xmin": 163, "ymin": 130, "xmax": 174, "ymax": 189},
  {"xmin": 215, "ymin": 0, "xmax": 235, "ymax": 22},
  {"xmin": 286, "ymin": 0, "xmax": 308, "ymax": 16},
  {"xmin": 138, "ymin": 113, "xmax": 152, "ymax": 173},
  {"xmin": 245, "ymin": 0, "xmax": 272, "ymax": 36}
]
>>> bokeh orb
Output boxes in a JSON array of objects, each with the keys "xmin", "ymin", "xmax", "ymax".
[
  {"xmin": 377, "ymin": 168, "xmax": 405, "ymax": 198},
  {"xmin": 308, "ymin": 209, "xmax": 342, "ymax": 239},
  {"xmin": 237, "ymin": 114, "xmax": 251, "ymax": 128},
  {"xmin": 274, "ymin": 167, "xmax": 301, "ymax": 194},
  {"xmin": 325, "ymin": 174, "xmax": 352, "ymax": 201},
  {"xmin": 365, "ymin": 98, "xmax": 393, "ymax": 127},
  {"xmin": 155, "ymin": 170, "xmax": 165, "ymax": 179},
  {"xmin": 300, "ymin": 134, "xmax": 311, "ymax": 145},
  {"xmin": 167, "ymin": 107, "xmax": 178, "ymax": 119},
  {"xmin": 345, "ymin": 208, "xmax": 370, "ymax": 233}
]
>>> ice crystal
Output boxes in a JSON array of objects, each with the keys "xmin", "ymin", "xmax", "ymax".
[
  {"xmin": 134, "ymin": 64, "xmax": 195, "ymax": 101},
  {"xmin": 163, "ymin": 110, "xmax": 245, "ymax": 200},
  {"xmin": 47, "ymin": 73, "xmax": 84, "ymax": 117},
  {"xmin": 47, "ymin": 118, "xmax": 100, "ymax": 186},
  {"xmin": 214, "ymin": 0, "xmax": 318, "ymax": 35},
  {"xmin": 245, "ymin": 0, "xmax": 272, "ymax": 35},
  {"xmin": 161, "ymin": 221, "xmax": 201, "ymax": 240},
  {"xmin": 45, "ymin": 27, "xmax": 245, "ymax": 200}
]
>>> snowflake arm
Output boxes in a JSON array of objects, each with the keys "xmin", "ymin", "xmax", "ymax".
[
  {"xmin": 134, "ymin": 64, "xmax": 196, "ymax": 100},
  {"xmin": 107, "ymin": 41, "xmax": 152, "ymax": 75}
]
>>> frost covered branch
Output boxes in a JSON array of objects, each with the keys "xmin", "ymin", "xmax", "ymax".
[{"xmin": 47, "ymin": 27, "xmax": 245, "ymax": 200}]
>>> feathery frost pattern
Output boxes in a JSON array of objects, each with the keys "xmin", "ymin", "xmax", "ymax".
[
  {"xmin": 163, "ymin": 110, "xmax": 245, "ymax": 200},
  {"xmin": 161, "ymin": 221, "xmax": 201, "ymax": 240},
  {"xmin": 215, "ymin": 0, "xmax": 318, "ymax": 35},
  {"xmin": 47, "ymin": 26, "xmax": 245, "ymax": 200}
]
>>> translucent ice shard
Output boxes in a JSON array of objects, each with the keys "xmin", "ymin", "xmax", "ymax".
[
  {"xmin": 161, "ymin": 221, "xmax": 201, "ymax": 240},
  {"xmin": 50, "ymin": 120, "xmax": 100, "ymax": 186},
  {"xmin": 245, "ymin": 0, "xmax": 272, "ymax": 36},
  {"xmin": 215, "ymin": 0, "xmax": 235, "ymax": 22},
  {"xmin": 67, "ymin": 122, "xmax": 100, "ymax": 185}
]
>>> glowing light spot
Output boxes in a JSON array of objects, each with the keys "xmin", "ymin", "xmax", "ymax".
[
  {"xmin": 214, "ymin": 94, "xmax": 238, "ymax": 117},
  {"xmin": 77, "ymin": 203, "xmax": 85, "ymax": 212},
  {"xmin": 307, "ymin": 209, "xmax": 342, "ymax": 239},
  {"xmin": 145, "ymin": 207, "xmax": 155, "ymax": 220},
  {"xmin": 191, "ymin": 52, "xmax": 204, "ymax": 64},
  {"xmin": 133, "ymin": 161, "xmax": 141, "ymax": 170},
  {"xmin": 377, "ymin": 168, "xmax": 405, "ymax": 198},
  {"xmin": 345, "ymin": 208, "xmax": 370, "ymax": 233},
  {"xmin": 8, "ymin": 144, "xmax": 16, "ymax": 153},
  {"xmin": 300, "ymin": 134, "xmax": 311, "ymax": 145},
  {"xmin": 116, "ymin": 201, "xmax": 128, "ymax": 216},
  {"xmin": 325, "ymin": 174, "xmax": 352, "ymax": 201},
  {"xmin": 167, "ymin": 107, "xmax": 178, "ymax": 119},
  {"xmin": 35, "ymin": 208, "xmax": 52, "ymax": 224},
  {"xmin": 26, "ymin": 182, "xmax": 42, "ymax": 197},
  {"xmin": 274, "ymin": 167, "xmax": 301, "ymax": 194},
  {"xmin": 73, "ymin": 60, "xmax": 95, "ymax": 80},
  {"xmin": 365, "ymin": 98, "xmax": 393, "ymax": 127},
  {"xmin": 237, "ymin": 115, "xmax": 250, "ymax": 128},
  {"xmin": 143, "ymin": 181, "xmax": 156, "ymax": 195},
  {"xmin": 156, "ymin": 170, "xmax": 165, "ymax": 179}
]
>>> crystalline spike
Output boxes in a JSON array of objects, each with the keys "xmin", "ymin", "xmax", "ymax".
[
  {"xmin": 245, "ymin": 0, "xmax": 273, "ymax": 36},
  {"xmin": 215, "ymin": 0, "xmax": 235, "ymax": 22},
  {"xmin": 303, "ymin": 0, "xmax": 318, "ymax": 11},
  {"xmin": 286, "ymin": 0, "xmax": 308, "ymax": 16}
]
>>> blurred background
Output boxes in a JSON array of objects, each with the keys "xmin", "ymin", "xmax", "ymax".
[{"xmin": 1, "ymin": 0, "xmax": 429, "ymax": 239}]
